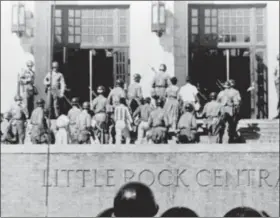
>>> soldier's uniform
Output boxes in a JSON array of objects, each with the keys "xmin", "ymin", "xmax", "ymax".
[
  {"xmin": 147, "ymin": 99, "xmax": 169, "ymax": 144},
  {"xmin": 177, "ymin": 103, "xmax": 197, "ymax": 143},
  {"xmin": 30, "ymin": 99, "xmax": 50, "ymax": 144},
  {"xmin": 217, "ymin": 81, "xmax": 241, "ymax": 143},
  {"xmin": 67, "ymin": 98, "xmax": 81, "ymax": 144},
  {"xmin": 20, "ymin": 60, "xmax": 37, "ymax": 118},
  {"xmin": 133, "ymin": 98, "xmax": 154, "ymax": 144},
  {"xmin": 127, "ymin": 74, "xmax": 143, "ymax": 114},
  {"xmin": 92, "ymin": 86, "xmax": 108, "ymax": 144},
  {"xmin": 1, "ymin": 112, "xmax": 18, "ymax": 144},
  {"xmin": 9, "ymin": 95, "xmax": 28, "ymax": 144},
  {"xmin": 151, "ymin": 64, "xmax": 170, "ymax": 101},
  {"xmin": 107, "ymin": 79, "xmax": 126, "ymax": 109},
  {"xmin": 202, "ymin": 92, "xmax": 225, "ymax": 143},
  {"xmin": 43, "ymin": 62, "xmax": 66, "ymax": 118},
  {"xmin": 76, "ymin": 102, "xmax": 92, "ymax": 144}
]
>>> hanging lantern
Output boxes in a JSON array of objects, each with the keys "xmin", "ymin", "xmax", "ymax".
[
  {"xmin": 151, "ymin": 1, "xmax": 166, "ymax": 37},
  {"xmin": 11, "ymin": 1, "xmax": 26, "ymax": 37}
]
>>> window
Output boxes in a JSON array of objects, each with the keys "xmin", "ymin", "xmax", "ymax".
[
  {"xmin": 191, "ymin": 8, "xmax": 199, "ymax": 43},
  {"xmin": 68, "ymin": 9, "xmax": 81, "ymax": 44},
  {"xmin": 204, "ymin": 8, "xmax": 218, "ymax": 43},
  {"xmin": 255, "ymin": 8, "xmax": 265, "ymax": 43},
  {"xmin": 54, "ymin": 9, "xmax": 62, "ymax": 44},
  {"xmin": 218, "ymin": 8, "xmax": 251, "ymax": 43}
]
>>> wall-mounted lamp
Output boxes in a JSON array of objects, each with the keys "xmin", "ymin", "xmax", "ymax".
[
  {"xmin": 151, "ymin": 1, "xmax": 166, "ymax": 37},
  {"xmin": 11, "ymin": 1, "xmax": 26, "ymax": 37}
]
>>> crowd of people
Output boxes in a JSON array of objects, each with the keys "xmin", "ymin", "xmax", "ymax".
[
  {"xmin": 95, "ymin": 181, "xmax": 270, "ymax": 217},
  {"xmin": 1, "ymin": 61, "xmax": 245, "ymax": 145}
]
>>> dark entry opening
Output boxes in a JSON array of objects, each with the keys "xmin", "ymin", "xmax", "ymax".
[
  {"xmin": 189, "ymin": 48, "xmax": 251, "ymax": 118},
  {"xmin": 66, "ymin": 48, "xmax": 114, "ymax": 104}
]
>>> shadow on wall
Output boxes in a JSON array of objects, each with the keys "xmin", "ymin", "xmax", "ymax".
[
  {"xmin": 159, "ymin": 9, "xmax": 176, "ymax": 54},
  {"xmin": 19, "ymin": 11, "xmax": 34, "ymax": 55}
]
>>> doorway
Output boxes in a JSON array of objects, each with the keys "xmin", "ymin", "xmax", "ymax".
[
  {"xmin": 66, "ymin": 48, "xmax": 114, "ymax": 103},
  {"xmin": 189, "ymin": 47, "xmax": 251, "ymax": 118}
]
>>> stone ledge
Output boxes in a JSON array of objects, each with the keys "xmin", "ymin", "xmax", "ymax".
[{"xmin": 1, "ymin": 144, "xmax": 279, "ymax": 154}]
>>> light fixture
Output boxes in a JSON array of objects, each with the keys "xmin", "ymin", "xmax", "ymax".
[
  {"xmin": 151, "ymin": 1, "xmax": 166, "ymax": 37},
  {"xmin": 11, "ymin": 1, "xmax": 26, "ymax": 37}
]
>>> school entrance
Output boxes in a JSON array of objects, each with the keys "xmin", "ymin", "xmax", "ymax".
[
  {"xmin": 52, "ymin": 5, "xmax": 130, "ymax": 106},
  {"xmin": 188, "ymin": 3, "xmax": 268, "ymax": 118}
]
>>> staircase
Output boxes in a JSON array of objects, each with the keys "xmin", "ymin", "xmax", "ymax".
[{"xmin": 198, "ymin": 119, "xmax": 279, "ymax": 144}]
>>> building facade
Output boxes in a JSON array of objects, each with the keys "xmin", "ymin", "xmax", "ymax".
[{"xmin": 1, "ymin": 1, "xmax": 279, "ymax": 118}]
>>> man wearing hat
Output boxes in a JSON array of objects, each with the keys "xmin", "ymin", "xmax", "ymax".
[
  {"xmin": 92, "ymin": 86, "xmax": 108, "ymax": 143},
  {"xmin": 147, "ymin": 99, "xmax": 169, "ymax": 144},
  {"xmin": 151, "ymin": 64, "xmax": 170, "ymax": 101},
  {"xmin": 67, "ymin": 97, "xmax": 81, "ymax": 144},
  {"xmin": 43, "ymin": 61, "xmax": 66, "ymax": 118},
  {"xmin": 217, "ymin": 80, "xmax": 241, "ymax": 143},
  {"xmin": 19, "ymin": 60, "xmax": 37, "ymax": 118},
  {"xmin": 9, "ymin": 95, "xmax": 28, "ymax": 144},
  {"xmin": 177, "ymin": 102, "xmax": 197, "ymax": 143},
  {"xmin": 76, "ymin": 102, "xmax": 92, "ymax": 144},
  {"xmin": 201, "ymin": 92, "xmax": 225, "ymax": 143},
  {"xmin": 127, "ymin": 74, "xmax": 143, "ymax": 114},
  {"xmin": 113, "ymin": 182, "xmax": 159, "ymax": 217},
  {"xmin": 30, "ymin": 99, "xmax": 50, "ymax": 144}
]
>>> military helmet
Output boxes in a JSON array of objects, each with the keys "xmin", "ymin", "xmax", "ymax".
[
  {"xmin": 36, "ymin": 98, "xmax": 45, "ymax": 105},
  {"xmin": 97, "ymin": 85, "xmax": 105, "ymax": 94},
  {"xmin": 113, "ymin": 182, "xmax": 159, "ymax": 217},
  {"xmin": 14, "ymin": 95, "xmax": 23, "ymax": 101},
  {"xmin": 82, "ymin": 101, "xmax": 90, "ymax": 110},
  {"xmin": 26, "ymin": 60, "xmax": 34, "ymax": 67},
  {"xmin": 133, "ymin": 74, "xmax": 141, "ymax": 80},
  {"xmin": 71, "ymin": 97, "xmax": 79, "ymax": 105},
  {"xmin": 228, "ymin": 79, "xmax": 236, "ymax": 87},
  {"xmin": 185, "ymin": 102, "xmax": 193, "ymax": 111},
  {"xmin": 52, "ymin": 61, "xmax": 59, "ymax": 68},
  {"xmin": 155, "ymin": 98, "xmax": 164, "ymax": 107},
  {"xmin": 209, "ymin": 92, "xmax": 217, "ymax": 100},
  {"xmin": 116, "ymin": 79, "xmax": 124, "ymax": 86},
  {"xmin": 223, "ymin": 81, "xmax": 230, "ymax": 88}
]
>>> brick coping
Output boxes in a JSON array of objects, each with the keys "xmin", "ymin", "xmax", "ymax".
[{"xmin": 1, "ymin": 144, "xmax": 279, "ymax": 154}]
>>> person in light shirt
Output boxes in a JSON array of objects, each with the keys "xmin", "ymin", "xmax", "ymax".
[{"xmin": 178, "ymin": 76, "xmax": 200, "ymax": 111}]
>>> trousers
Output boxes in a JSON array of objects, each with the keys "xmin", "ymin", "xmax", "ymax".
[{"xmin": 115, "ymin": 121, "xmax": 130, "ymax": 144}]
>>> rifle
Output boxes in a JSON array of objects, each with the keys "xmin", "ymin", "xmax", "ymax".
[
  {"xmin": 88, "ymin": 87, "xmax": 97, "ymax": 98},
  {"xmin": 216, "ymin": 79, "xmax": 224, "ymax": 90}
]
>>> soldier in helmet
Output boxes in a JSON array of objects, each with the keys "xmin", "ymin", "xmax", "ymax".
[
  {"xmin": 76, "ymin": 102, "xmax": 92, "ymax": 144},
  {"xmin": 92, "ymin": 86, "xmax": 108, "ymax": 144},
  {"xmin": 19, "ymin": 60, "xmax": 37, "ymax": 118},
  {"xmin": 113, "ymin": 182, "xmax": 159, "ymax": 217},
  {"xmin": 127, "ymin": 74, "xmax": 143, "ymax": 114},
  {"xmin": 107, "ymin": 79, "xmax": 126, "ymax": 109},
  {"xmin": 201, "ymin": 92, "xmax": 225, "ymax": 143},
  {"xmin": 30, "ymin": 99, "xmax": 50, "ymax": 144},
  {"xmin": 1, "ymin": 112, "xmax": 17, "ymax": 144},
  {"xmin": 43, "ymin": 61, "xmax": 66, "ymax": 118},
  {"xmin": 147, "ymin": 99, "xmax": 169, "ymax": 144},
  {"xmin": 9, "ymin": 95, "xmax": 28, "ymax": 144},
  {"xmin": 217, "ymin": 80, "xmax": 241, "ymax": 143},
  {"xmin": 151, "ymin": 64, "xmax": 170, "ymax": 101},
  {"xmin": 67, "ymin": 97, "xmax": 81, "ymax": 144},
  {"xmin": 177, "ymin": 103, "xmax": 197, "ymax": 144}
]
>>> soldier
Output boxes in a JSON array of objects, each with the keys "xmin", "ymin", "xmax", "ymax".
[
  {"xmin": 30, "ymin": 99, "xmax": 50, "ymax": 144},
  {"xmin": 55, "ymin": 114, "xmax": 70, "ymax": 144},
  {"xmin": 76, "ymin": 102, "xmax": 92, "ymax": 144},
  {"xmin": 67, "ymin": 97, "xmax": 81, "ymax": 144},
  {"xmin": 19, "ymin": 60, "xmax": 37, "ymax": 118},
  {"xmin": 201, "ymin": 92, "xmax": 225, "ymax": 143},
  {"xmin": 107, "ymin": 79, "xmax": 126, "ymax": 109},
  {"xmin": 151, "ymin": 64, "xmax": 170, "ymax": 101},
  {"xmin": 9, "ymin": 95, "xmax": 28, "ymax": 144},
  {"xmin": 1, "ymin": 112, "xmax": 17, "ymax": 144},
  {"xmin": 127, "ymin": 74, "xmax": 143, "ymax": 114},
  {"xmin": 43, "ymin": 61, "xmax": 66, "ymax": 118},
  {"xmin": 147, "ymin": 99, "xmax": 169, "ymax": 144},
  {"xmin": 178, "ymin": 76, "xmax": 200, "ymax": 112},
  {"xmin": 114, "ymin": 97, "xmax": 133, "ymax": 144},
  {"xmin": 164, "ymin": 76, "xmax": 180, "ymax": 140},
  {"xmin": 177, "ymin": 103, "xmax": 197, "ymax": 144},
  {"xmin": 133, "ymin": 97, "xmax": 154, "ymax": 144},
  {"xmin": 113, "ymin": 182, "xmax": 159, "ymax": 217},
  {"xmin": 92, "ymin": 86, "xmax": 108, "ymax": 144},
  {"xmin": 217, "ymin": 80, "xmax": 241, "ymax": 143}
]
